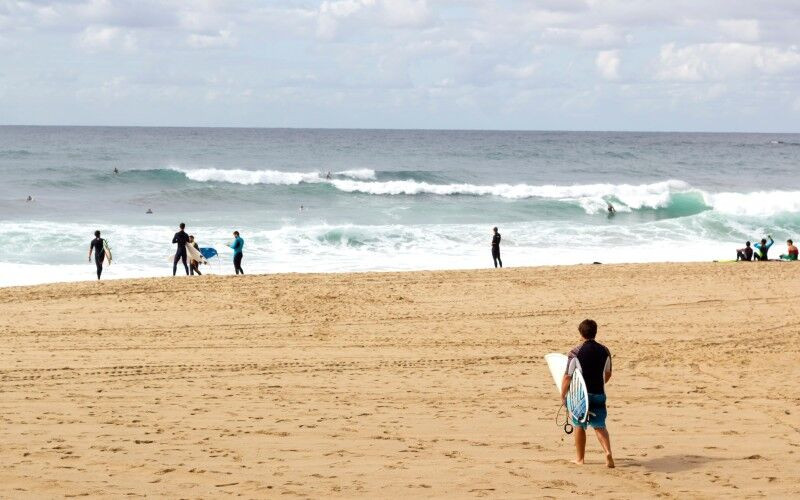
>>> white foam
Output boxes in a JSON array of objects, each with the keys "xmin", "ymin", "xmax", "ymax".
[
  {"xmin": 330, "ymin": 179, "xmax": 691, "ymax": 211},
  {"xmin": 706, "ymin": 190, "xmax": 800, "ymax": 216},
  {"xmin": 178, "ymin": 167, "xmax": 323, "ymax": 185},
  {"xmin": 335, "ymin": 168, "xmax": 376, "ymax": 180}
]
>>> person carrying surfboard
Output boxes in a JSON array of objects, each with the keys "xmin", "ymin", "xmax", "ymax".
[
  {"xmin": 561, "ymin": 319, "xmax": 614, "ymax": 468},
  {"xmin": 189, "ymin": 235, "xmax": 203, "ymax": 275},
  {"xmin": 88, "ymin": 230, "xmax": 107, "ymax": 280}
]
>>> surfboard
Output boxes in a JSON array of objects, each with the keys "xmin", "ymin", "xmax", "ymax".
[
  {"xmin": 544, "ymin": 352, "xmax": 589, "ymax": 424},
  {"xmin": 103, "ymin": 239, "xmax": 112, "ymax": 265}
]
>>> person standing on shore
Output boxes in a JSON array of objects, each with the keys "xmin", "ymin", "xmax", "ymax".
[
  {"xmin": 491, "ymin": 227, "xmax": 502, "ymax": 268},
  {"xmin": 88, "ymin": 230, "xmax": 107, "ymax": 280},
  {"xmin": 172, "ymin": 223, "xmax": 190, "ymax": 276},
  {"xmin": 561, "ymin": 319, "xmax": 614, "ymax": 468},
  {"xmin": 189, "ymin": 235, "xmax": 203, "ymax": 275},
  {"xmin": 229, "ymin": 231, "xmax": 244, "ymax": 275}
]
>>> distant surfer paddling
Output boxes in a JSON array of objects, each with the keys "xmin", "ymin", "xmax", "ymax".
[
  {"xmin": 561, "ymin": 319, "xmax": 614, "ymax": 468},
  {"xmin": 491, "ymin": 227, "xmax": 502, "ymax": 268},
  {"xmin": 172, "ymin": 222, "xmax": 190, "ymax": 276},
  {"xmin": 229, "ymin": 231, "xmax": 244, "ymax": 275},
  {"xmin": 88, "ymin": 230, "xmax": 107, "ymax": 280}
]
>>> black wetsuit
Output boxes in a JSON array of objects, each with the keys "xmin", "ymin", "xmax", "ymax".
[
  {"xmin": 190, "ymin": 242, "xmax": 202, "ymax": 275},
  {"xmin": 492, "ymin": 233, "xmax": 502, "ymax": 268},
  {"xmin": 736, "ymin": 246, "xmax": 753, "ymax": 261},
  {"xmin": 172, "ymin": 230, "xmax": 190, "ymax": 276},
  {"xmin": 90, "ymin": 237, "xmax": 105, "ymax": 279}
]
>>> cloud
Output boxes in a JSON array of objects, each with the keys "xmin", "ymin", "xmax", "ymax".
[
  {"xmin": 77, "ymin": 25, "xmax": 137, "ymax": 52},
  {"xmin": 656, "ymin": 42, "xmax": 800, "ymax": 81},
  {"xmin": 186, "ymin": 29, "xmax": 236, "ymax": 49},
  {"xmin": 716, "ymin": 19, "xmax": 760, "ymax": 42},
  {"xmin": 596, "ymin": 50, "xmax": 620, "ymax": 80},
  {"xmin": 316, "ymin": 0, "xmax": 433, "ymax": 40}
]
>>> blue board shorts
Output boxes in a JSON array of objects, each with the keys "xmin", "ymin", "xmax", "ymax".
[{"xmin": 572, "ymin": 393, "xmax": 607, "ymax": 429}]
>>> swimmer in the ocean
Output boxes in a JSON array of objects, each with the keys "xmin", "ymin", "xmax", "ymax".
[
  {"xmin": 114, "ymin": 167, "xmax": 119, "ymax": 174},
  {"xmin": 607, "ymin": 203, "xmax": 616, "ymax": 215},
  {"xmin": 146, "ymin": 208, "xmax": 153, "ymax": 214},
  {"xmin": 26, "ymin": 195, "xmax": 32, "ymax": 202}
]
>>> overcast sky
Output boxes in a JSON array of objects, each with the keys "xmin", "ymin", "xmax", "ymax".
[{"xmin": 1, "ymin": 0, "xmax": 800, "ymax": 131}]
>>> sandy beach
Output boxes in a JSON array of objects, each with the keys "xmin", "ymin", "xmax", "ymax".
[{"xmin": 1, "ymin": 262, "xmax": 798, "ymax": 498}]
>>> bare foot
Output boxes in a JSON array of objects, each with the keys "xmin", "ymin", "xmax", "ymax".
[
  {"xmin": 573, "ymin": 459, "xmax": 585, "ymax": 465},
  {"xmin": 606, "ymin": 453, "xmax": 615, "ymax": 468}
]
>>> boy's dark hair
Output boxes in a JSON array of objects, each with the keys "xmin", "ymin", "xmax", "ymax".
[
  {"xmin": 761, "ymin": 238, "xmax": 767, "ymax": 244},
  {"xmin": 179, "ymin": 222, "xmax": 186, "ymax": 229},
  {"xmin": 578, "ymin": 319, "xmax": 598, "ymax": 339},
  {"xmin": 745, "ymin": 241, "xmax": 751, "ymax": 246},
  {"xmin": 94, "ymin": 230, "xmax": 100, "ymax": 237},
  {"xmin": 234, "ymin": 231, "xmax": 240, "ymax": 236},
  {"xmin": 788, "ymin": 239, "xmax": 793, "ymax": 245}
]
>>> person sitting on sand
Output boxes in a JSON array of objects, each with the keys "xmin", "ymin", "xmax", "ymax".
[
  {"xmin": 189, "ymin": 235, "xmax": 202, "ymax": 275},
  {"xmin": 736, "ymin": 241, "xmax": 753, "ymax": 261},
  {"xmin": 561, "ymin": 319, "xmax": 614, "ymax": 468},
  {"xmin": 754, "ymin": 235, "xmax": 774, "ymax": 261},
  {"xmin": 780, "ymin": 239, "xmax": 798, "ymax": 261}
]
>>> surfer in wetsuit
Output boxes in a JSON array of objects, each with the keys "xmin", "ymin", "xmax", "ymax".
[
  {"xmin": 88, "ymin": 230, "xmax": 106, "ymax": 280},
  {"xmin": 229, "ymin": 231, "xmax": 244, "ymax": 275},
  {"xmin": 491, "ymin": 227, "xmax": 502, "ymax": 268},
  {"xmin": 736, "ymin": 241, "xmax": 753, "ymax": 261},
  {"xmin": 754, "ymin": 235, "xmax": 774, "ymax": 261},
  {"xmin": 561, "ymin": 319, "xmax": 614, "ymax": 468},
  {"xmin": 780, "ymin": 239, "xmax": 798, "ymax": 261},
  {"xmin": 189, "ymin": 235, "xmax": 202, "ymax": 275},
  {"xmin": 607, "ymin": 203, "xmax": 616, "ymax": 215},
  {"xmin": 172, "ymin": 222, "xmax": 190, "ymax": 276}
]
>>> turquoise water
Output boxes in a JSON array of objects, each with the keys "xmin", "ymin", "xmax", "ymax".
[{"xmin": 2, "ymin": 126, "xmax": 800, "ymax": 285}]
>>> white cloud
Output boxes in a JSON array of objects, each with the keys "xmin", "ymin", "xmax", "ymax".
[
  {"xmin": 717, "ymin": 19, "xmax": 760, "ymax": 42},
  {"xmin": 186, "ymin": 30, "xmax": 236, "ymax": 49},
  {"xmin": 541, "ymin": 24, "xmax": 626, "ymax": 49},
  {"xmin": 316, "ymin": 0, "xmax": 432, "ymax": 40},
  {"xmin": 77, "ymin": 25, "xmax": 137, "ymax": 52},
  {"xmin": 656, "ymin": 42, "xmax": 800, "ymax": 81},
  {"xmin": 596, "ymin": 50, "xmax": 620, "ymax": 80},
  {"xmin": 494, "ymin": 63, "xmax": 538, "ymax": 80}
]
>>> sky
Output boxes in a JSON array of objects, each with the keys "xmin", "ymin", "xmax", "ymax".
[{"xmin": 1, "ymin": 0, "xmax": 800, "ymax": 131}]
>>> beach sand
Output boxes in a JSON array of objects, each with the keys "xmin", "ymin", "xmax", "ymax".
[{"xmin": 1, "ymin": 262, "xmax": 798, "ymax": 498}]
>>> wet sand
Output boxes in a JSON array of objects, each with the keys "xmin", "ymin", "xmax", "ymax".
[{"xmin": 1, "ymin": 262, "xmax": 798, "ymax": 498}]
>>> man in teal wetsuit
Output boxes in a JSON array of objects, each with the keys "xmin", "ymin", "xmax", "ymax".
[
  {"xmin": 229, "ymin": 231, "xmax": 244, "ymax": 275},
  {"xmin": 754, "ymin": 235, "xmax": 774, "ymax": 261}
]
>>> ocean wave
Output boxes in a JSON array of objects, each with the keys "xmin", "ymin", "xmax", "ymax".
[{"xmin": 173, "ymin": 167, "xmax": 376, "ymax": 184}]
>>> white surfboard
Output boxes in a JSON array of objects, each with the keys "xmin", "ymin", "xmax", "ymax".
[
  {"xmin": 103, "ymin": 239, "xmax": 112, "ymax": 265},
  {"xmin": 544, "ymin": 352, "xmax": 589, "ymax": 424},
  {"xmin": 545, "ymin": 353, "xmax": 568, "ymax": 392}
]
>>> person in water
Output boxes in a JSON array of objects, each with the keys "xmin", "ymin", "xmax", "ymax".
[
  {"xmin": 754, "ymin": 235, "xmax": 774, "ymax": 261},
  {"xmin": 146, "ymin": 208, "xmax": 153, "ymax": 214},
  {"xmin": 114, "ymin": 167, "xmax": 119, "ymax": 175},
  {"xmin": 607, "ymin": 203, "xmax": 616, "ymax": 215},
  {"xmin": 88, "ymin": 230, "xmax": 106, "ymax": 280},
  {"xmin": 229, "ymin": 231, "xmax": 244, "ymax": 275},
  {"xmin": 736, "ymin": 241, "xmax": 753, "ymax": 261},
  {"xmin": 491, "ymin": 227, "xmax": 502, "ymax": 268},
  {"xmin": 172, "ymin": 222, "xmax": 190, "ymax": 276},
  {"xmin": 26, "ymin": 195, "xmax": 32, "ymax": 202},
  {"xmin": 562, "ymin": 319, "xmax": 614, "ymax": 468},
  {"xmin": 189, "ymin": 235, "xmax": 202, "ymax": 275},
  {"xmin": 780, "ymin": 239, "xmax": 798, "ymax": 261}
]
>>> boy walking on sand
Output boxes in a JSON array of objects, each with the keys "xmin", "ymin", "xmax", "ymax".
[{"xmin": 561, "ymin": 319, "xmax": 614, "ymax": 468}]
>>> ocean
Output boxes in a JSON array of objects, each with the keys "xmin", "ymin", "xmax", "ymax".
[{"xmin": 2, "ymin": 126, "xmax": 799, "ymax": 286}]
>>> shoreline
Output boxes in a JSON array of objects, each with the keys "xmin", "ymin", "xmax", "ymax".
[
  {"xmin": 2, "ymin": 258, "xmax": 793, "ymax": 290},
  {"xmin": 1, "ymin": 261, "xmax": 798, "ymax": 496}
]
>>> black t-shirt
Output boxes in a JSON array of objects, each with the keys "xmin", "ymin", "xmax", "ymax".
[
  {"xmin": 492, "ymin": 233, "xmax": 501, "ymax": 247},
  {"xmin": 566, "ymin": 339, "xmax": 612, "ymax": 395},
  {"xmin": 173, "ymin": 230, "xmax": 189, "ymax": 247},
  {"xmin": 90, "ymin": 237, "xmax": 104, "ymax": 255}
]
